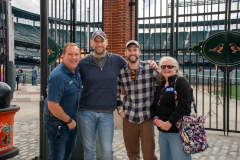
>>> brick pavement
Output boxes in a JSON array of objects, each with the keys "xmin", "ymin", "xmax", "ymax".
[{"xmin": 5, "ymin": 84, "xmax": 240, "ymax": 160}]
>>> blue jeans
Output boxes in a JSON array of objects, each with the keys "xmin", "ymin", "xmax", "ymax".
[
  {"xmin": 159, "ymin": 131, "xmax": 192, "ymax": 160},
  {"xmin": 18, "ymin": 75, "xmax": 23, "ymax": 83},
  {"xmin": 33, "ymin": 75, "xmax": 37, "ymax": 85},
  {"xmin": 43, "ymin": 113, "xmax": 77, "ymax": 160},
  {"xmin": 77, "ymin": 110, "xmax": 114, "ymax": 160}
]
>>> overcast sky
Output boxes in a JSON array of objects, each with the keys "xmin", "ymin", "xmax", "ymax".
[
  {"xmin": 12, "ymin": 0, "xmax": 40, "ymax": 14},
  {"xmin": 10, "ymin": 0, "xmax": 236, "ymax": 22}
]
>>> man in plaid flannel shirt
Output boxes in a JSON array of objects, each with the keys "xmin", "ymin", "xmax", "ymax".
[{"xmin": 117, "ymin": 40, "xmax": 158, "ymax": 160}]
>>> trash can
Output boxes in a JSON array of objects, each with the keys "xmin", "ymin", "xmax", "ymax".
[
  {"xmin": 0, "ymin": 105, "xmax": 20, "ymax": 159},
  {"xmin": 0, "ymin": 82, "xmax": 20, "ymax": 159}
]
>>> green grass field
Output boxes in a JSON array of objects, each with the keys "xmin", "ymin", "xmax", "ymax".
[
  {"xmin": 230, "ymin": 85, "xmax": 240, "ymax": 100},
  {"xmin": 208, "ymin": 85, "xmax": 240, "ymax": 100}
]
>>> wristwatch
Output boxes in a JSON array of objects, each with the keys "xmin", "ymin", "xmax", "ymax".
[{"xmin": 66, "ymin": 117, "xmax": 72, "ymax": 124}]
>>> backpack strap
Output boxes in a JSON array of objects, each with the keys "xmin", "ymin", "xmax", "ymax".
[{"xmin": 174, "ymin": 77, "xmax": 198, "ymax": 114}]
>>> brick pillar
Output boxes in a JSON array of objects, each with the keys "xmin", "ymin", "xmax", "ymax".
[{"xmin": 103, "ymin": 0, "xmax": 136, "ymax": 57}]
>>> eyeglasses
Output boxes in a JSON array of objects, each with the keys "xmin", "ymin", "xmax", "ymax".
[
  {"xmin": 160, "ymin": 65, "xmax": 175, "ymax": 69},
  {"xmin": 131, "ymin": 70, "xmax": 136, "ymax": 81}
]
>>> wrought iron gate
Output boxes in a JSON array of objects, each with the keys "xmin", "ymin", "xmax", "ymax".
[
  {"xmin": 39, "ymin": 1, "xmax": 104, "ymax": 159},
  {"xmin": 48, "ymin": 0, "xmax": 103, "ymax": 57},
  {"xmin": 136, "ymin": 0, "xmax": 240, "ymax": 134},
  {"xmin": 0, "ymin": 0, "xmax": 9, "ymax": 83}
]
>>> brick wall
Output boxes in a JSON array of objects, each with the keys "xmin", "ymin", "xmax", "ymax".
[{"xmin": 104, "ymin": 0, "xmax": 136, "ymax": 58}]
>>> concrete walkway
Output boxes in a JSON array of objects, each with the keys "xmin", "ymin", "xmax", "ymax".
[{"xmin": 5, "ymin": 84, "xmax": 240, "ymax": 160}]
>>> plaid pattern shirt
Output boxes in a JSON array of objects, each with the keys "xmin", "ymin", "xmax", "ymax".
[{"xmin": 117, "ymin": 60, "xmax": 158, "ymax": 124}]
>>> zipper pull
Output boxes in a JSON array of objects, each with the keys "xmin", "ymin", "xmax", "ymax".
[{"xmin": 101, "ymin": 68, "xmax": 102, "ymax": 71}]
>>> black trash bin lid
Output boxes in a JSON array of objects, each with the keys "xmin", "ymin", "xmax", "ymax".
[{"xmin": 0, "ymin": 82, "xmax": 11, "ymax": 108}]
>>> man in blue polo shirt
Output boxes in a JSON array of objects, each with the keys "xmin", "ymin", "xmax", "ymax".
[{"xmin": 44, "ymin": 42, "xmax": 82, "ymax": 160}]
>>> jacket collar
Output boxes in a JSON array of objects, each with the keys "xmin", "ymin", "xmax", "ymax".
[
  {"xmin": 87, "ymin": 51, "xmax": 112, "ymax": 61},
  {"xmin": 166, "ymin": 74, "xmax": 179, "ymax": 86}
]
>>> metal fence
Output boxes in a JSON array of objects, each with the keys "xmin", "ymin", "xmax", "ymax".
[
  {"xmin": 39, "ymin": 1, "xmax": 104, "ymax": 159},
  {"xmin": 137, "ymin": 0, "xmax": 240, "ymax": 134},
  {"xmin": 48, "ymin": 0, "xmax": 103, "ymax": 58},
  {"xmin": 0, "ymin": 0, "xmax": 9, "ymax": 83}
]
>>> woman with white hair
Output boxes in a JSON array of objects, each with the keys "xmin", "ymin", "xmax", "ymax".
[{"xmin": 150, "ymin": 56, "xmax": 192, "ymax": 160}]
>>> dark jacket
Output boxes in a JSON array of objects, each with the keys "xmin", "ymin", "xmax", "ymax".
[
  {"xmin": 78, "ymin": 52, "xmax": 127, "ymax": 111},
  {"xmin": 150, "ymin": 74, "xmax": 192, "ymax": 133}
]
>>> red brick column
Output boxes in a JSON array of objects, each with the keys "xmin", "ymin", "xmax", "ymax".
[{"xmin": 103, "ymin": 0, "xmax": 136, "ymax": 58}]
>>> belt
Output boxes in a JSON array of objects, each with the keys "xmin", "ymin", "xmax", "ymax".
[
  {"xmin": 44, "ymin": 111, "xmax": 66, "ymax": 124},
  {"xmin": 44, "ymin": 111, "xmax": 76, "ymax": 119},
  {"xmin": 44, "ymin": 111, "xmax": 55, "ymax": 117}
]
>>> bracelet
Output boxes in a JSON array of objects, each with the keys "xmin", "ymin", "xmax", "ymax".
[
  {"xmin": 66, "ymin": 117, "xmax": 72, "ymax": 124},
  {"xmin": 118, "ymin": 109, "xmax": 122, "ymax": 115},
  {"xmin": 153, "ymin": 116, "xmax": 159, "ymax": 121}
]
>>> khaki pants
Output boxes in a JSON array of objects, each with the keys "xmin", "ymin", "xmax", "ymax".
[{"xmin": 123, "ymin": 118, "xmax": 157, "ymax": 160}]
